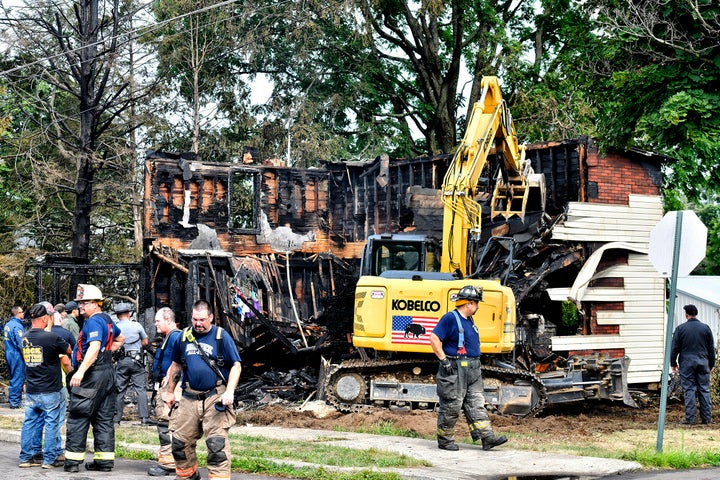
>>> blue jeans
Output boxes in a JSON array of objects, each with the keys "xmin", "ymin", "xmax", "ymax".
[
  {"xmin": 30, "ymin": 387, "xmax": 68, "ymax": 460},
  {"xmin": 19, "ymin": 391, "xmax": 64, "ymax": 464}
]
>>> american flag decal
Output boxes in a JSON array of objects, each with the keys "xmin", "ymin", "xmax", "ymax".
[{"xmin": 391, "ymin": 315, "xmax": 438, "ymax": 344}]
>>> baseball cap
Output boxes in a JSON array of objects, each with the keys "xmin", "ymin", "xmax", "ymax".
[{"xmin": 29, "ymin": 303, "xmax": 49, "ymax": 319}]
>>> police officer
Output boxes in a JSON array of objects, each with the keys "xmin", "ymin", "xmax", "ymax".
[
  {"xmin": 64, "ymin": 284, "xmax": 125, "ymax": 473},
  {"xmin": 3, "ymin": 306, "xmax": 26, "ymax": 408},
  {"xmin": 165, "ymin": 300, "xmax": 242, "ymax": 480},
  {"xmin": 113, "ymin": 302, "xmax": 153, "ymax": 426},
  {"xmin": 429, "ymin": 285, "xmax": 507, "ymax": 451},
  {"xmin": 147, "ymin": 307, "xmax": 182, "ymax": 476},
  {"xmin": 671, "ymin": 304, "xmax": 716, "ymax": 425}
]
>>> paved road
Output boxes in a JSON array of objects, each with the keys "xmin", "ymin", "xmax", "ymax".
[{"xmin": 0, "ymin": 439, "xmax": 285, "ymax": 480}]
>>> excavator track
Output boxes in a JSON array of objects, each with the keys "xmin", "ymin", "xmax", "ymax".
[
  {"xmin": 481, "ymin": 365, "xmax": 548, "ymax": 418},
  {"xmin": 324, "ymin": 358, "xmax": 548, "ymax": 417}
]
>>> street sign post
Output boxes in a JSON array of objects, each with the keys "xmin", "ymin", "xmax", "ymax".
[{"xmin": 649, "ymin": 210, "xmax": 707, "ymax": 452}]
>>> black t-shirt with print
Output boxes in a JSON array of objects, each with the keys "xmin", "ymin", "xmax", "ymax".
[{"xmin": 22, "ymin": 328, "xmax": 70, "ymax": 394}]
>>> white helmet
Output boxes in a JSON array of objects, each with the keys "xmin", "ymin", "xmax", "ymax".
[{"xmin": 75, "ymin": 284, "xmax": 104, "ymax": 302}]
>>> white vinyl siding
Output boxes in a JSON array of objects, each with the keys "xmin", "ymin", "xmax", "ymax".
[{"xmin": 548, "ymin": 194, "xmax": 666, "ymax": 384}]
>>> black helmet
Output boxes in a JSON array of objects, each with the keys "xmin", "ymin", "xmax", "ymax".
[{"xmin": 455, "ymin": 285, "xmax": 483, "ymax": 303}]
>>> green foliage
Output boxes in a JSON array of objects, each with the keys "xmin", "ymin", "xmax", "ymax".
[
  {"xmin": 561, "ymin": 300, "xmax": 580, "ymax": 329},
  {"xmin": 336, "ymin": 420, "xmax": 423, "ymax": 438},
  {"xmin": 622, "ymin": 448, "xmax": 720, "ymax": 469},
  {"xmin": 711, "ymin": 355, "xmax": 720, "ymax": 406},
  {"xmin": 579, "ymin": 1, "xmax": 720, "ymax": 206},
  {"xmin": 695, "ymin": 203, "xmax": 720, "ymax": 275}
]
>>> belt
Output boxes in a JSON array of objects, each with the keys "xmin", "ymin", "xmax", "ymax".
[
  {"xmin": 446, "ymin": 355, "xmax": 480, "ymax": 360},
  {"xmin": 182, "ymin": 387, "xmax": 218, "ymax": 401}
]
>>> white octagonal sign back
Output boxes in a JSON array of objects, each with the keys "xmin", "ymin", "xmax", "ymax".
[{"xmin": 649, "ymin": 210, "xmax": 707, "ymax": 277}]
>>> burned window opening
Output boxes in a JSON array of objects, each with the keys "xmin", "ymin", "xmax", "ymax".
[{"xmin": 229, "ymin": 169, "xmax": 260, "ymax": 233}]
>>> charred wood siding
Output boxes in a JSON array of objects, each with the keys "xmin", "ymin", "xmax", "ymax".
[
  {"xmin": 525, "ymin": 139, "xmax": 584, "ymax": 212},
  {"xmin": 146, "ymin": 141, "xmax": 590, "ymax": 255},
  {"xmin": 143, "ymin": 140, "xmax": 669, "ymax": 383}
]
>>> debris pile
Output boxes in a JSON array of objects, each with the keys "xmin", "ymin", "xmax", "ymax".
[{"xmin": 235, "ymin": 366, "xmax": 319, "ymax": 409}]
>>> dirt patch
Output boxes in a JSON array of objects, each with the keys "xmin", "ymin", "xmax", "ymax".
[{"xmin": 236, "ymin": 399, "xmax": 708, "ymax": 442}]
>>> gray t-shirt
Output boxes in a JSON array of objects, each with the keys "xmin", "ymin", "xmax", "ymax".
[{"xmin": 116, "ymin": 318, "xmax": 148, "ymax": 351}]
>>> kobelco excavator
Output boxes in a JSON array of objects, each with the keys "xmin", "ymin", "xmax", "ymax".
[{"xmin": 323, "ymin": 77, "xmax": 633, "ymax": 416}]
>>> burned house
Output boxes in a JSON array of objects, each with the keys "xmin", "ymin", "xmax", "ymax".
[{"xmin": 142, "ymin": 137, "xmax": 669, "ymax": 389}]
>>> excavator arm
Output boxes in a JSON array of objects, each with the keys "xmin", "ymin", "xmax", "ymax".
[{"xmin": 440, "ymin": 76, "xmax": 534, "ymax": 275}]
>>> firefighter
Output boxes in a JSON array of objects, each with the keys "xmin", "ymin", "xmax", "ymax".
[
  {"xmin": 429, "ymin": 285, "xmax": 508, "ymax": 451},
  {"xmin": 164, "ymin": 300, "xmax": 242, "ymax": 480},
  {"xmin": 147, "ymin": 307, "xmax": 182, "ymax": 476},
  {"xmin": 63, "ymin": 284, "xmax": 125, "ymax": 473},
  {"xmin": 113, "ymin": 301, "xmax": 153, "ymax": 425}
]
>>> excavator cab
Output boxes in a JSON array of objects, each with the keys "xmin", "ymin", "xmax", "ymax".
[{"xmin": 360, "ymin": 233, "xmax": 441, "ymax": 276}]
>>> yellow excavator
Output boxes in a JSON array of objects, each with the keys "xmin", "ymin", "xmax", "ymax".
[{"xmin": 323, "ymin": 77, "xmax": 632, "ymax": 416}]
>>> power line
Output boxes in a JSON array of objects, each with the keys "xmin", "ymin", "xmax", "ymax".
[{"xmin": 0, "ymin": 0, "xmax": 242, "ymax": 77}]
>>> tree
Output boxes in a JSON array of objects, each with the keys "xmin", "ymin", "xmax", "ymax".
[
  {"xmin": 146, "ymin": 0, "xmax": 591, "ymax": 164},
  {"xmin": 0, "ymin": 0, "xmax": 158, "ymax": 261},
  {"xmin": 564, "ymin": 0, "xmax": 720, "ymax": 274},
  {"xmin": 148, "ymin": 0, "xmax": 254, "ymax": 158},
  {"xmin": 579, "ymin": 0, "xmax": 720, "ymax": 203}
]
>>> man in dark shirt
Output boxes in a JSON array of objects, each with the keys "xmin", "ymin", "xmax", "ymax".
[
  {"xmin": 18, "ymin": 303, "xmax": 71, "ymax": 468},
  {"xmin": 670, "ymin": 304, "xmax": 716, "ymax": 425}
]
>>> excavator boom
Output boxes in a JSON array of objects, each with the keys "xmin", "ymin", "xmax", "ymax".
[{"xmin": 440, "ymin": 76, "xmax": 540, "ymax": 275}]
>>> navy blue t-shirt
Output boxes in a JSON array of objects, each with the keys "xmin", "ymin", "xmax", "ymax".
[
  {"xmin": 72, "ymin": 312, "xmax": 121, "ymax": 368},
  {"xmin": 152, "ymin": 329, "xmax": 181, "ymax": 380},
  {"xmin": 172, "ymin": 325, "xmax": 241, "ymax": 391},
  {"xmin": 52, "ymin": 325, "xmax": 76, "ymax": 350},
  {"xmin": 431, "ymin": 309, "xmax": 481, "ymax": 357}
]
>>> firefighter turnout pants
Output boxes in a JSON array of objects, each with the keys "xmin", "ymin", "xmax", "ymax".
[
  {"xmin": 436, "ymin": 357, "xmax": 493, "ymax": 447},
  {"xmin": 65, "ymin": 363, "xmax": 118, "ymax": 469},
  {"xmin": 154, "ymin": 380, "xmax": 183, "ymax": 470},
  {"xmin": 171, "ymin": 385, "xmax": 236, "ymax": 480}
]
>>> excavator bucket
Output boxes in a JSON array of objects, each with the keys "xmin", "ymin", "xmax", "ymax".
[{"xmin": 490, "ymin": 173, "xmax": 545, "ymax": 220}]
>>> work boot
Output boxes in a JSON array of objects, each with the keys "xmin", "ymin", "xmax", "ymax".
[
  {"xmin": 141, "ymin": 417, "xmax": 159, "ymax": 426},
  {"xmin": 481, "ymin": 434, "xmax": 508, "ymax": 451},
  {"xmin": 680, "ymin": 419, "xmax": 697, "ymax": 425},
  {"xmin": 174, "ymin": 472, "xmax": 201, "ymax": 480},
  {"xmin": 438, "ymin": 442, "xmax": 459, "ymax": 451},
  {"xmin": 85, "ymin": 461, "xmax": 112, "ymax": 472},
  {"xmin": 148, "ymin": 464, "xmax": 175, "ymax": 476},
  {"xmin": 64, "ymin": 464, "xmax": 79, "ymax": 473}
]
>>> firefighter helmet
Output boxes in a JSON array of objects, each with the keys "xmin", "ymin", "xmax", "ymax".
[
  {"xmin": 455, "ymin": 285, "xmax": 483, "ymax": 305},
  {"xmin": 75, "ymin": 284, "xmax": 104, "ymax": 302}
]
